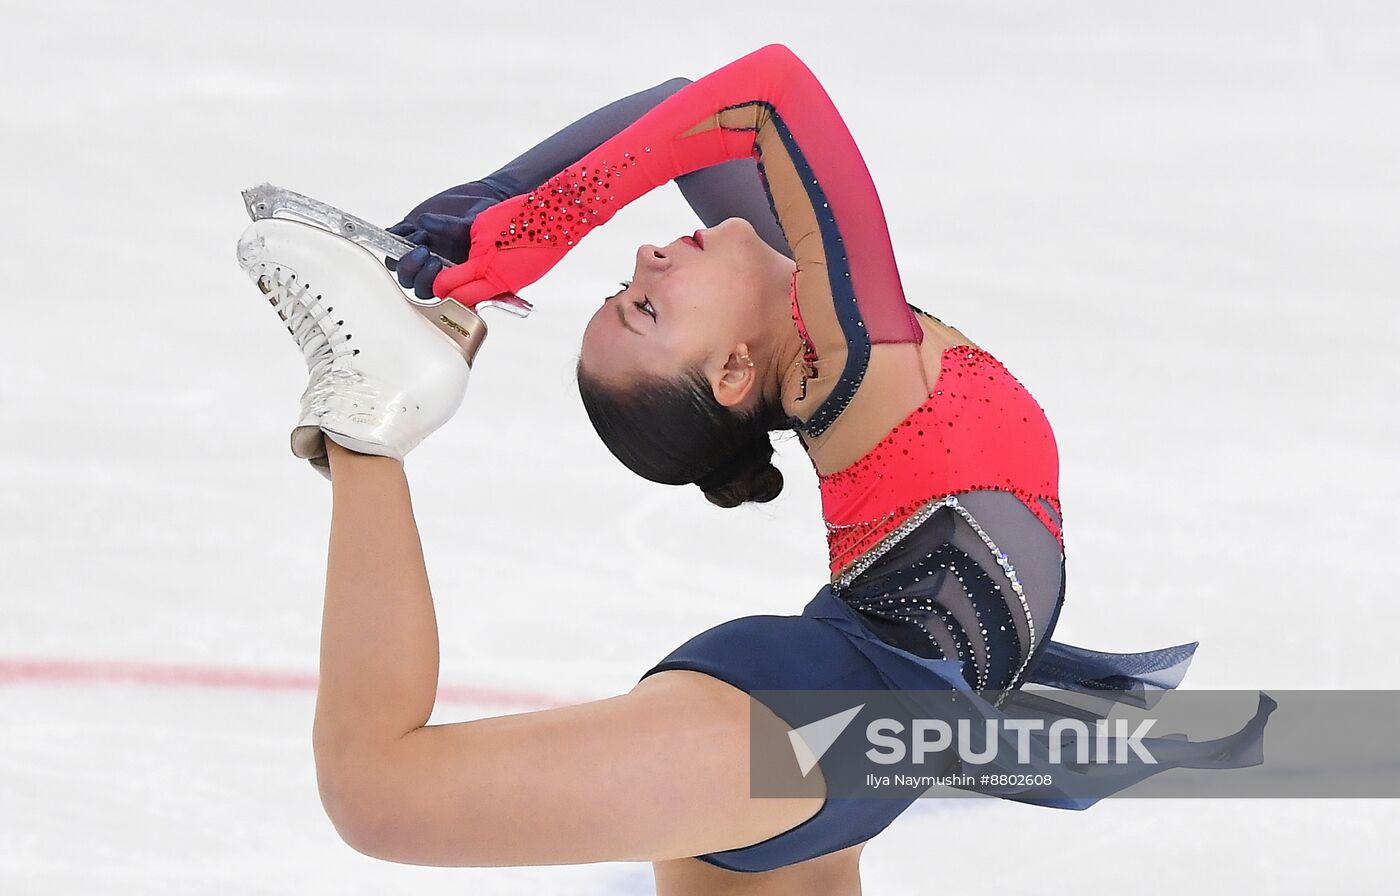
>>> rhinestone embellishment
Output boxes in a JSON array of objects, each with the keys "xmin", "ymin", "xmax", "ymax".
[
  {"xmin": 492, "ymin": 154, "xmax": 642, "ymax": 250},
  {"xmin": 834, "ymin": 494, "xmax": 1039, "ymax": 707}
]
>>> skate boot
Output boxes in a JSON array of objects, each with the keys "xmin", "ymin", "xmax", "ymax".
[{"xmin": 235, "ymin": 217, "xmax": 485, "ymax": 478}]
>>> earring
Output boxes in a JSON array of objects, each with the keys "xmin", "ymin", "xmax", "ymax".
[{"xmin": 741, "ymin": 351, "xmax": 754, "ymax": 368}]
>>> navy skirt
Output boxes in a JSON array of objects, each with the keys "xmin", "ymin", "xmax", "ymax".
[{"xmin": 638, "ymin": 582, "xmax": 1274, "ymax": 873}]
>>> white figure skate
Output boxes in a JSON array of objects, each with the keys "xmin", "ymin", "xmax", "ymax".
[{"xmin": 235, "ymin": 216, "xmax": 484, "ymax": 478}]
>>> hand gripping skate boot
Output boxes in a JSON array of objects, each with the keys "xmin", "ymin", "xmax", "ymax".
[{"xmin": 236, "ymin": 217, "xmax": 484, "ymax": 478}]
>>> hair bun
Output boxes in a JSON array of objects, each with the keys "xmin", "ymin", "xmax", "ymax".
[
  {"xmin": 702, "ymin": 462, "xmax": 783, "ymax": 508},
  {"xmin": 697, "ymin": 436, "xmax": 784, "ymax": 508}
]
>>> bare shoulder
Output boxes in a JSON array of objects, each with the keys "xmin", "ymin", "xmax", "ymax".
[{"xmin": 320, "ymin": 669, "xmax": 824, "ymax": 867}]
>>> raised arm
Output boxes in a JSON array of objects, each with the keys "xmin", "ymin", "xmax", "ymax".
[
  {"xmin": 433, "ymin": 44, "xmax": 923, "ymax": 434},
  {"xmin": 391, "ymin": 79, "xmax": 791, "ymax": 269}
]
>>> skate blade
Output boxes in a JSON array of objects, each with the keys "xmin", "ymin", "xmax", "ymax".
[
  {"xmin": 243, "ymin": 182, "xmax": 534, "ymax": 326},
  {"xmin": 243, "ymin": 183, "xmax": 427, "ymax": 268}
]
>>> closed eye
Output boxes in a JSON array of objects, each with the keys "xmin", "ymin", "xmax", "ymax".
[
  {"xmin": 602, "ymin": 281, "xmax": 631, "ymax": 305},
  {"xmin": 610, "ymin": 280, "xmax": 655, "ymax": 322}
]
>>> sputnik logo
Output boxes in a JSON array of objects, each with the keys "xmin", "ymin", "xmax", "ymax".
[{"xmin": 787, "ymin": 704, "xmax": 865, "ymax": 776}]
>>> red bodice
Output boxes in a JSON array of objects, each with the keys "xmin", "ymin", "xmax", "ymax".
[{"xmin": 816, "ymin": 344, "xmax": 1063, "ymax": 579}]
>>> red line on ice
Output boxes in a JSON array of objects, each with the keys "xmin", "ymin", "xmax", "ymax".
[{"xmin": 0, "ymin": 657, "xmax": 570, "ymax": 710}]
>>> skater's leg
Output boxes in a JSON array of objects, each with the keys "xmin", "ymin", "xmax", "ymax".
[
  {"xmin": 238, "ymin": 218, "xmax": 821, "ymax": 868},
  {"xmin": 312, "ymin": 439, "xmax": 824, "ymax": 866},
  {"xmin": 653, "ymin": 841, "xmax": 866, "ymax": 895},
  {"xmin": 312, "ymin": 444, "xmax": 438, "ymax": 759}
]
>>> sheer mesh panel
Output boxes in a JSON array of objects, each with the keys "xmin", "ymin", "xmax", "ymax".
[{"xmin": 836, "ymin": 489, "xmax": 1065, "ymax": 700}]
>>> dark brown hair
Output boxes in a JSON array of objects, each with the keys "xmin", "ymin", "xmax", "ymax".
[{"xmin": 575, "ymin": 360, "xmax": 787, "ymax": 508}]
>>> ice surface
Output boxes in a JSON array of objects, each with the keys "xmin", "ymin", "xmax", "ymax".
[{"xmin": 1, "ymin": 0, "xmax": 1397, "ymax": 892}]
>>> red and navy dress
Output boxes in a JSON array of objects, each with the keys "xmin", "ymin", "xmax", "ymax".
[{"xmin": 400, "ymin": 44, "xmax": 1273, "ymax": 874}]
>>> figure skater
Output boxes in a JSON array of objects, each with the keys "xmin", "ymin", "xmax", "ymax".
[{"xmin": 237, "ymin": 44, "xmax": 1272, "ymax": 894}]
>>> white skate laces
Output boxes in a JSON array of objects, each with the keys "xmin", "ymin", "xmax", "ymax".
[
  {"xmin": 236, "ymin": 218, "xmax": 479, "ymax": 478},
  {"xmin": 256, "ymin": 265, "xmax": 359, "ymax": 413}
]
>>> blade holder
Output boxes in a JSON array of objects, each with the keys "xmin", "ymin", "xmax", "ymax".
[{"xmin": 240, "ymin": 182, "xmax": 530, "ymax": 321}]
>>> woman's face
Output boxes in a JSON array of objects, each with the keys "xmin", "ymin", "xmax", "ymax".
[{"xmin": 579, "ymin": 217, "xmax": 782, "ymax": 388}]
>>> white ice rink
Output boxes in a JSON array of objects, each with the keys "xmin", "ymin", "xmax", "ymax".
[{"xmin": 2, "ymin": 1, "xmax": 1397, "ymax": 892}]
